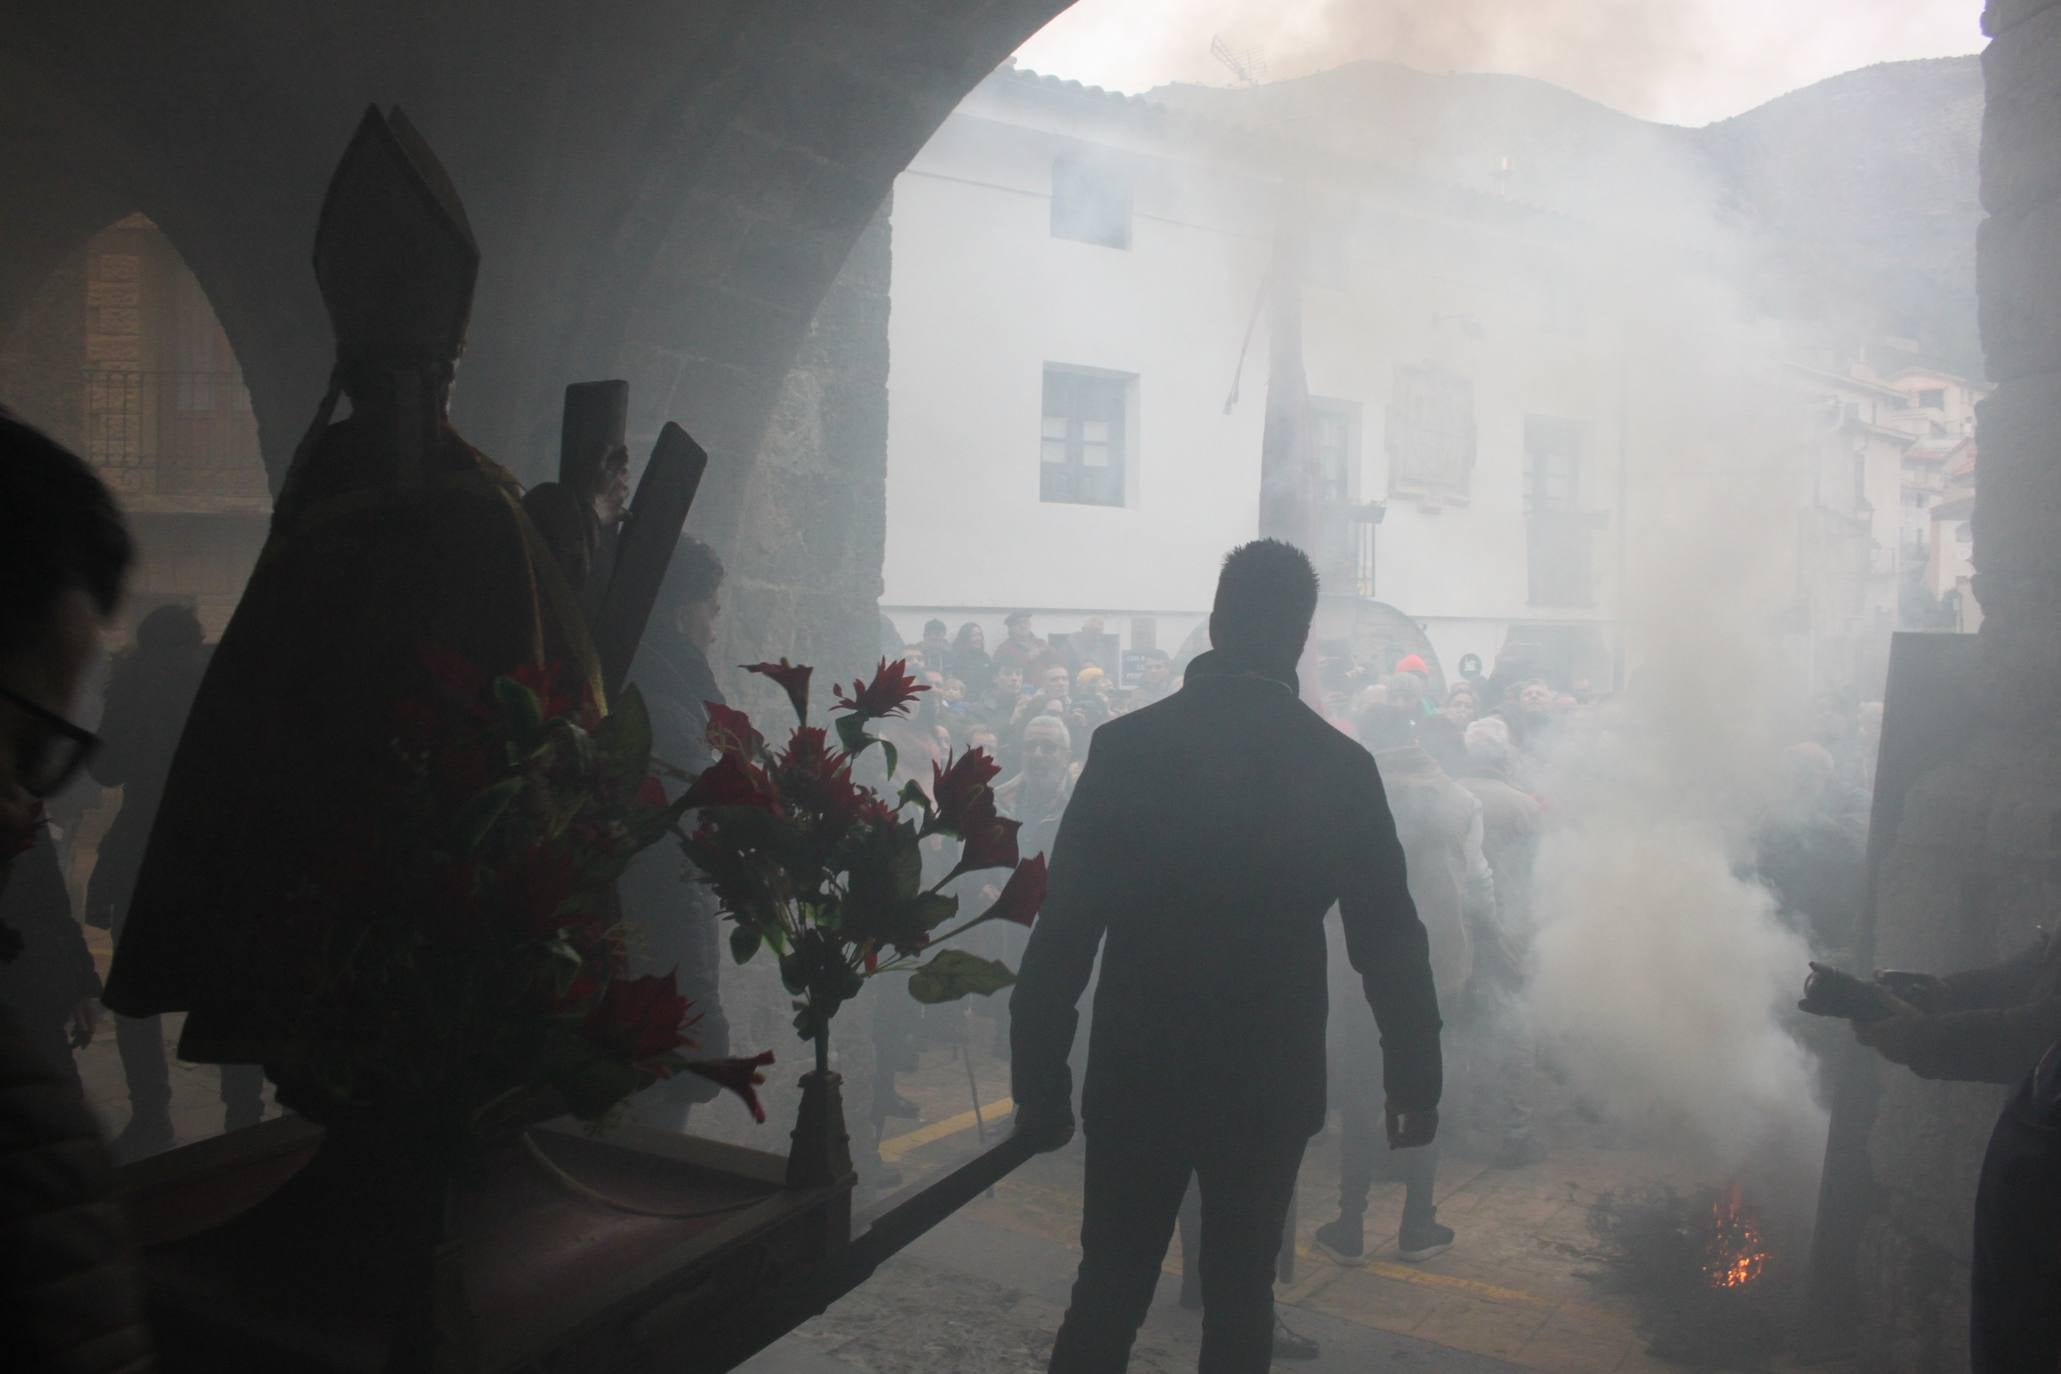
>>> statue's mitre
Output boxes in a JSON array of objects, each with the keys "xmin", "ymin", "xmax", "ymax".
[{"xmin": 312, "ymin": 106, "xmax": 479, "ymax": 370}]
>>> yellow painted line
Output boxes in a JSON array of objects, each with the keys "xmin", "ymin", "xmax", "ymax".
[
  {"xmin": 878, "ymin": 1096, "xmax": 1014, "ymax": 1162},
  {"xmin": 1297, "ymin": 1245, "xmax": 1548, "ymax": 1307}
]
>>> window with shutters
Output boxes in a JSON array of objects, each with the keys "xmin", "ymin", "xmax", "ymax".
[
  {"xmin": 1386, "ymin": 365, "xmax": 1476, "ymax": 500},
  {"xmin": 1041, "ymin": 367, "xmax": 1131, "ymax": 507}
]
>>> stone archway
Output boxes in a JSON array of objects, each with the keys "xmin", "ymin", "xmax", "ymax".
[{"xmin": 0, "ymin": 0, "xmax": 1076, "ymax": 678}]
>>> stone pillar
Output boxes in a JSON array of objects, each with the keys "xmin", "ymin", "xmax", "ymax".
[{"xmin": 1845, "ymin": 3, "xmax": 2061, "ymax": 1366}]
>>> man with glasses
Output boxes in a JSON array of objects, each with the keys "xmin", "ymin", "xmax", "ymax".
[{"xmin": 0, "ymin": 404, "xmax": 155, "ymax": 1372}]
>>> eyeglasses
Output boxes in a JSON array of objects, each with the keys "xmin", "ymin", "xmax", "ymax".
[{"xmin": 0, "ymin": 686, "xmax": 100, "ymax": 798}]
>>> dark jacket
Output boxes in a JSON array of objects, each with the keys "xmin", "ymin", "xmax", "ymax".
[
  {"xmin": 85, "ymin": 645, "xmax": 210, "ymax": 929},
  {"xmin": 0, "ymin": 846, "xmax": 155, "ymax": 1374},
  {"xmin": 0, "ymin": 834, "xmax": 98, "ymax": 1030},
  {"xmin": 1894, "ymin": 934, "xmax": 2061, "ymax": 1085},
  {"xmin": 1010, "ymin": 651, "xmax": 1442, "ymax": 1140}
]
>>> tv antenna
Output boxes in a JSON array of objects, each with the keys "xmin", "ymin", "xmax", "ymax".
[{"xmin": 1210, "ymin": 34, "xmax": 1267, "ymax": 88}]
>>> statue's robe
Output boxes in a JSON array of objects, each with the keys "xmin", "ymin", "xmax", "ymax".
[{"xmin": 101, "ymin": 417, "xmax": 594, "ymax": 1065}]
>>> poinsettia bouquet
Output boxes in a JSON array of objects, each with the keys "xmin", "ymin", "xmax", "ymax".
[
  {"xmin": 276, "ymin": 645, "xmax": 772, "ymax": 1134},
  {"xmin": 677, "ymin": 658, "xmax": 1047, "ymax": 1073}
]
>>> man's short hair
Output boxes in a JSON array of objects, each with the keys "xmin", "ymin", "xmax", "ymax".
[
  {"xmin": 1464, "ymin": 717, "xmax": 1511, "ymax": 767},
  {"xmin": 658, "ymin": 535, "xmax": 724, "ymax": 611},
  {"xmin": 0, "ymin": 407, "xmax": 131, "ymax": 660},
  {"xmin": 1211, "ymin": 539, "xmax": 1318, "ymax": 663},
  {"xmin": 924, "ymin": 618, "xmax": 948, "ymax": 637},
  {"xmin": 1024, "ymin": 712, "xmax": 1072, "ymax": 751}
]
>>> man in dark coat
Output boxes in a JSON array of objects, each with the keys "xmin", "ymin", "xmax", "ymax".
[
  {"xmin": 1011, "ymin": 539, "xmax": 1442, "ymax": 1374},
  {"xmin": 0, "ymin": 404, "xmax": 155, "ymax": 1373},
  {"xmin": 619, "ymin": 536, "xmax": 730, "ymax": 1128},
  {"xmin": 87, "ymin": 604, "xmax": 264, "ymax": 1159},
  {"xmin": 0, "ymin": 831, "xmax": 101, "ymax": 1094}
]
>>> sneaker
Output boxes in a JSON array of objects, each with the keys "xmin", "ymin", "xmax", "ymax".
[
  {"xmin": 1272, "ymin": 1312, "xmax": 1321, "ymax": 1361},
  {"xmin": 1312, "ymin": 1216, "xmax": 1367, "ymax": 1267},
  {"xmin": 109, "ymin": 1115, "xmax": 176, "ymax": 1166},
  {"xmin": 1397, "ymin": 1218, "xmax": 1455, "ymax": 1263},
  {"xmin": 876, "ymin": 1090, "xmax": 920, "ymax": 1120}
]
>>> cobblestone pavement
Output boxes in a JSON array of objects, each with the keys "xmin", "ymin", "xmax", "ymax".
[{"xmin": 80, "ymin": 943, "xmax": 1799, "ymax": 1373}]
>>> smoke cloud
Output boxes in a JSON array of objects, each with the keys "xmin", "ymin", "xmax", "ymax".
[{"xmin": 1015, "ymin": 0, "xmax": 1980, "ymax": 125}]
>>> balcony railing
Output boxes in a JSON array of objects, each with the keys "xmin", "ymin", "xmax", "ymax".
[{"xmin": 1349, "ymin": 501, "xmax": 1386, "ymax": 600}]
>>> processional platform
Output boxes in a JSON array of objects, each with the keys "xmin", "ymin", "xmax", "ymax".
[
  {"xmin": 121, "ymin": 1116, "xmax": 846, "ymax": 1372},
  {"xmin": 121, "ymin": 1114, "xmax": 1027, "ymax": 1372}
]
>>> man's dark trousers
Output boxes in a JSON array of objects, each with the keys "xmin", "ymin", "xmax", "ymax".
[{"xmin": 1050, "ymin": 1108, "xmax": 1306, "ymax": 1374}]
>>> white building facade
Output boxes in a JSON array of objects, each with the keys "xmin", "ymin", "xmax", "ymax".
[{"xmin": 880, "ymin": 68, "xmax": 1713, "ymax": 690}]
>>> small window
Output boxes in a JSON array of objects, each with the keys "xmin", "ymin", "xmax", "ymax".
[
  {"xmin": 1310, "ymin": 399, "xmax": 1360, "ymax": 502},
  {"xmin": 1523, "ymin": 415, "xmax": 1581, "ymax": 512},
  {"xmin": 1917, "ymin": 388, "xmax": 1947, "ymax": 409},
  {"xmin": 1051, "ymin": 158, "xmax": 1131, "ymax": 249},
  {"xmin": 1041, "ymin": 367, "xmax": 1130, "ymax": 506},
  {"xmin": 1386, "ymin": 365, "xmax": 1477, "ymax": 497}
]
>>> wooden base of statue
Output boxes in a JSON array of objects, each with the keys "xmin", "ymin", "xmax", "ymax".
[{"xmin": 121, "ymin": 1110, "xmax": 855, "ymax": 1373}]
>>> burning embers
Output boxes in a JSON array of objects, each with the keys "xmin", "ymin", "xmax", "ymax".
[
  {"xmin": 1584, "ymin": 1180, "xmax": 1793, "ymax": 1368},
  {"xmin": 1703, "ymin": 1183, "xmax": 1770, "ymax": 1291}
]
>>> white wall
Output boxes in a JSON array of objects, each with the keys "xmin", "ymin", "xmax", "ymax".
[
  {"xmin": 884, "ymin": 107, "xmax": 1273, "ymax": 620},
  {"xmin": 883, "ymin": 81, "xmax": 1633, "ymax": 676}
]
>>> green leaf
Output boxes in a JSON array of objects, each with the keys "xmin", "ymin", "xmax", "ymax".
[
  {"xmin": 906, "ymin": 949, "xmax": 1017, "ymax": 1004},
  {"xmin": 891, "ymin": 822, "xmax": 923, "ymax": 900},
  {"xmin": 730, "ymin": 923, "xmax": 762, "ymax": 965},
  {"xmin": 453, "ymin": 777, "xmax": 525, "ymax": 853},
  {"xmin": 544, "ymin": 935, "xmax": 584, "ymax": 994},
  {"xmin": 596, "ymin": 686, "xmax": 654, "ymax": 784},
  {"xmin": 899, "ymin": 778, "xmax": 934, "ymax": 819},
  {"xmin": 834, "ymin": 714, "xmax": 870, "ymax": 758},
  {"xmin": 880, "ymin": 740, "xmax": 899, "ymax": 779},
  {"xmin": 907, "ymin": 892, "xmax": 958, "ymax": 933},
  {"xmin": 495, "ymin": 674, "xmax": 544, "ymax": 736}
]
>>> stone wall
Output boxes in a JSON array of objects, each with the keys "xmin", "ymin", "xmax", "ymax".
[
  {"xmin": 1841, "ymin": 2, "xmax": 2061, "ymax": 1367},
  {"xmin": 699, "ymin": 197, "xmax": 897, "ymax": 1151}
]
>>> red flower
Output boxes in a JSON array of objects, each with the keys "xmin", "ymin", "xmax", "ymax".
[
  {"xmin": 776, "ymin": 725, "xmax": 837, "ymax": 782},
  {"xmin": 682, "ymin": 1050, "xmax": 777, "ymax": 1124},
  {"xmin": 832, "ymin": 658, "xmax": 927, "ymax": 721},
  {"xmin": 985, "ymin": 854, "xmax": 1048, "ymax": 928},
  {"xmin": 509, "ymin": 661, "xmax": 592, "ymax": 725},
  {"xmin": 931, "ymin": 748, "xmax": 1001, "ymax": 836},
  {"xmin": 955, "ymin": 815, "xmax": 1021, "ymax": 875},
  {"xmin": 584, "ymin": 971, "xmax": 694, "ymax": 1060},
  {"xmin": 743, "ymin": 660, "xmax": 814, "ymax": 724},
  {"xmin": 552, "ymin": 971, "xmax": 603, "ymax": 1014},
  {"xmin": 776, "ymin": 726, "xmax": 872, "ymax": 828},
  {"xmin": 678, "ymin": 752, "xmax": 779, "ymax": 812},
  {"xmin": 419, "ymin": 641, "xmax": 489, "ymax": 705},
  {"xmin": 705, "ymin": 701, "xmax": 765, "ymax": 760}
]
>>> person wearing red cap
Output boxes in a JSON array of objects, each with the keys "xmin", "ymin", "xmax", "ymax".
[{"xmin": 1395, "ymin": 653, "xmax": 1430, "ymax": 678}]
